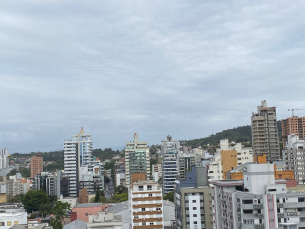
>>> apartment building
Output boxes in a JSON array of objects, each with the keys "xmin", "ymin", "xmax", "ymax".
[
  {"xmin": 227, "ymin": 161, "xmax": 294, "ymax": 181},
  {"xmin": 251, "ymin": 100, "xmax": 280, "ymax": 162},
  {"xmin": 125, "ymin": 133, "xmax": 150, "ymax": 188},
  {"xmin": 212, "ymin": 163, "xmax": 305, "ymax": 229},
  {"xmin": 30, "ymin": 154, "xmax": 43, "ymax": 178},
  {"xmin": 0, "ymin": 148, "xmax": 9, "ymax": 170},
  {"xmin": 152, "ymin": 163, "xmax": 162, "ymax": 181},
  {"xmin": 208, "ymin": 139, "xmax": 253, "ymax": 185},
  {"xmin": 178, "ymin": 153, "xmax": 196, "ymax": 180},
  {"xmin": 161, "ymin": 136, "xmax": 179, "ymax": 194},
  {"xmin": 284, "ymin": 134, "xmax": 305, "ymax": 184},
  {"xmin": 175, "ymin": 166, "xmax": 212, "ymax": 229},
  {"xmin": 33, "ymin": 171, "xmax": 62, "ymax": 197},
  {"xmin": 64, "ymin": 127, "xmax": 93, "ymax": 197},
  {"xmin": 115, "ymin": 160, "xmax": 125, "ymax": 187},
  {"xmin": 79, "ymin": 164, "xmax": 103, "ymax": 194},
  {"xmin": 282, "ymin": 116, "xmax": 305, "ymax": 147},
  {"xmin": 6, "ymin": 177, "xmax": 30, "ymax": 200},
  {"xmin": 129, "ymin": 174, "xmax": 164, "ymax": 229}
]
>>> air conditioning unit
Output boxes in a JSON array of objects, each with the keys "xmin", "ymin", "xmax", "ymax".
[
  {"xmin": 253, "ymin": 199, "xmax": 258, "ymax": 204},
  {"xmin": 150, "ymin": 210, "xmax": 153, "ymax": 213},
  {"xmin": 158, "ymin": 217, "xmax": 160, "ymax": 220},
  {"xmin": 135, "ymin": 204, "xmax": 137, "ymax": 206},
  {"xmin": 158, "ymin": 210, "xmax": 160, "ymax": 212},
  {"xmin": 297, "ymin": 212, "xmax": 300, "ymax": 215},
  {"xmin": 143, "ymin": 218, "xmax": 145, "ymax": 220}
]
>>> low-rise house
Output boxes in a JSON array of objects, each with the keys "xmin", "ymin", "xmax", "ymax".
[
  {"xmin": 71, "ymin": 203, "xmax": 102, "ymax": 223},
  {"xmin": 87, "ymin": 211, "xmax": 123, "ymax": 229}
]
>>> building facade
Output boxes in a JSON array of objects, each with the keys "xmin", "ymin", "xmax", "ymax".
[
  {"xmin": 79, "ymin": 164, "xmax": 103, "ymax": 194},
  {"xmin": 0, "ymin": 203, "xmax": 27, "ymax": 229},
  {"xmin": 30, "ymin": 154, "xmax": 43, "ymax": 178},
  {"xmin": 161, "ymin": 136, "xmax": 179, "ymax": 194},
  {"xmin": 0, "ymin": 149, "xmax": 9, "ymax": 170},
  {"xmin": 64, "ymin": 127, "xmax": 93, "ymax": 197},
  {"xmin": 129, "ymin": 176, "xmax": 164, "ymax": 229},
  {"xmin": 125, "ymin": 133, "xmax": 150, "ymax": 188},
  {"xmin": 178, "ymin": 153, "xmax": 196, "ymax": 180},
  {"xmin": 251, "ymin": 100, "xmax": 280, "ymax": 162},
  {"xmin": 284, "ymin": 134, "xmax": 305, "ymax": 184},
  {"xmin": 282, "ymin": 116, "xmax": 305, "ymax": 148},
  {"xmin": 208, "ymin": 139, "xmax": 253, "ymax": 185},
  {"xmin": 175, "ymin": 167, "xmax": 212, "ymax": 229},
  {"xmin": 212, "ymin": 163, "xmax": 305, "ymax": 229},
  {"xmin": 87, "ymin": 211, "xmax": 123, "ymax": 229}
]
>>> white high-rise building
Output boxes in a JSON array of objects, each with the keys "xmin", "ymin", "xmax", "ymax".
[
  {"xmin": 161, "ymin": 135, "xmax": 179, "ymax": 195},
  {"xmin": 0, "ymin": 148, "xmax": 9, "ymax": 169},
  {"xmin": 284, "ymin": 134, "xmax": 305, "ymax": 184},
  {"xmin": 64, "ymin": 127, "xmax": 93, "ymax": 197}
]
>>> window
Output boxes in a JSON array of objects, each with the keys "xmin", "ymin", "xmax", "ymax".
[
  {"xmin": 142, "ymin": 208, "xmax": 145, "ymax": 211},
  {"xmin": 139, "ymin": 186, "xmax": 143, "ymax": 191},
  {"xmin": 0, "ymin": 222, "xmax": 4, "ymax": 226},
  {"xmin": 149, "ymin": 194, "xmax": 152, "ymax": 197},
  {"xmin": 193, "ymin": 214, "xmax": 197, "ymax": 217},
  {"xmin": 194, "ymin": 221, "xmax": 197, "ymax": 224},
  {"xmin": 147, "ymin": 185, "xmax": 152, "ymax": 190},
  {"xmin": 192, "ymin": 200, "xmax": 196, "ymax": 203},
  {"xmin": 7, "ymin": 222, "xmax": 12, "ymax": 226},
  {"xmin": 14, "ymin": 221, "xmax": 19, "ymax": 225},
  {"xmin": 85, "ymin": 213, "xmax": 88, "ymax": 216},
  {"xmin": 193, "ymin": 207, "xmax": 197, "ymax": 210},
  {"xmin": 142, "ymin": 222, "xmax": 146, "ymax": 225}
]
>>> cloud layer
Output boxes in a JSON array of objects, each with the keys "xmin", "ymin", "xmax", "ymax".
[{"xmin": 1, "ymin": 0, "xmax": 305, "ymax": 153}]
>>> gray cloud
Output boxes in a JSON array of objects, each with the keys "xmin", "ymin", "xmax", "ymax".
[{"xmin": 1, "ymin": 0, "xmax": 305, "ymax": 153}]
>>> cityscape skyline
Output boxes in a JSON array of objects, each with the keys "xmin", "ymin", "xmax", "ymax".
[{"xmin": 1, "ymin": 1, "xmax": 305, "ymax": 153}]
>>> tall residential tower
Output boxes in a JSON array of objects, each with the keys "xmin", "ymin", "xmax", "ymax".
[
  {"xmin": 161, "ymin": 135, "xmax": 179, "ymax": 194},
  {"xmin": 64, "ymin": 127, "xmax": 93, "ymax": 197},
  {"xmin": 251, "ymin": 100, "xmax": 280, "ymax": 162},
  {"xmin": 125, "ymin": 133, "xmax": 150, "ymax": 188}
]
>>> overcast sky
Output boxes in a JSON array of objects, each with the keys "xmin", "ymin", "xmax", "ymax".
[{"xmin": 1, "ymin": 0, "xmax": 305, "ymax": 153}]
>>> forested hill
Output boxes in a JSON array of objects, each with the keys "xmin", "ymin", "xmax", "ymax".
[{"xmin": 181, "ymin": 121, "xmax": 282, "ymax": 147}]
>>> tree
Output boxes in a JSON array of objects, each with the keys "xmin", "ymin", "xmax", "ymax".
[
  {"xmin": 39, "ymin": 203, "xmax": 52, "ymax": 217},
  {"xmin": 7, "ymin": 169, "xmax": 17, "ymax": 178},
  {"xmin": 22, "ymin": 190, "xmax": 50, "ymax": 213},
  {"xmin": 163, "ymin": 191, "xmax": 174, "ymax": 202},
  {"xmin": 49, "ymin": 195, "xmax": 58, "ymax": 204},
  {"xmin": 109, "ymin": 193, "xmax": 128, "ymax": 203},
  {"xmin": 94, "ymin": 187, "xmax": 100, "ymax": 203},
  {"xmin": 20, "ymin": 168, "xmax": 30, "ymax": 178},
  {"xmin": 7, "ymin": 194, "xmax": 24, "ymax": 203},
  {"xmin": 50, "ymin": 201, "xmax": 70, "ymax": 229},
  {"xmin": 115, "ymin": 185, "xmax": 128, "ymax": 194},
  {"xmin": 104, "ymin": 176, "xmax": 111, "ymax": 184}
]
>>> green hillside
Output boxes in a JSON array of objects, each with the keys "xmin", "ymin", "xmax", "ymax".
[{"xmin": 181, "ymin": 121, "xmax": 282, "ymax": 147}]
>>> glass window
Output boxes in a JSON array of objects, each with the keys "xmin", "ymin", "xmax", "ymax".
[{"xmin": 7, "ymin": 222, "xmax": 12, "ymax": 226}]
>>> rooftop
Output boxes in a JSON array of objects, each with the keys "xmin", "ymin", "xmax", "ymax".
[{"xmin": 73, "ymin": 203, "xmax": 102, "ymax": 208}]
